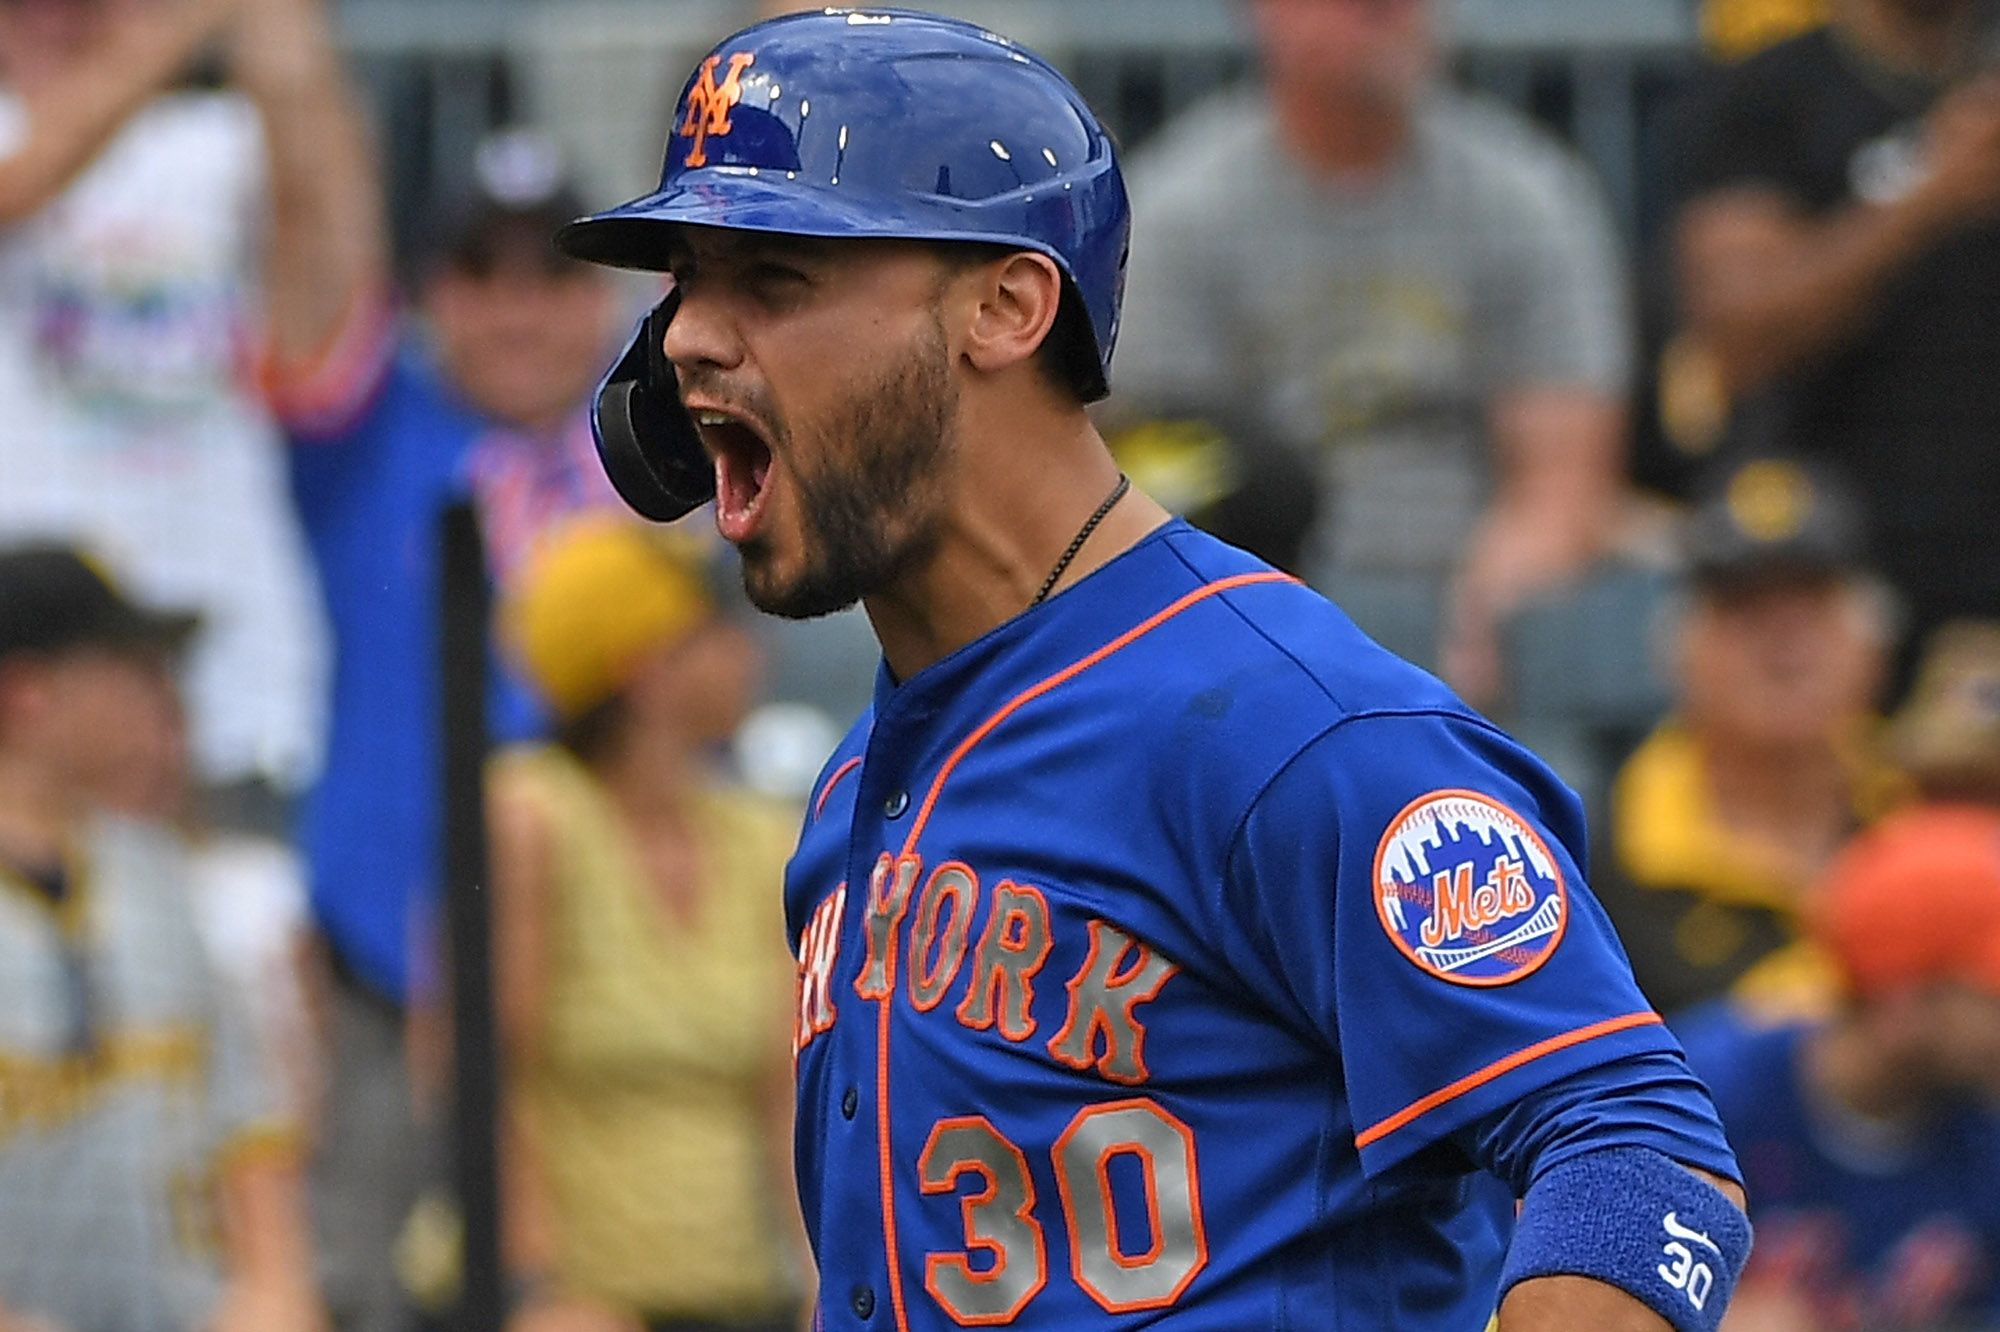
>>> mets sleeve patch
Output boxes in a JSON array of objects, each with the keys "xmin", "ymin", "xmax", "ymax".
[{"xmin": 1371, "ymin": 789, "xmax": 1569, "ymax": 987}]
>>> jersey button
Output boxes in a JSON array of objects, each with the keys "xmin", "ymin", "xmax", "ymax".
[
  {"xmin": 841, "ymin": 1087, "xmax": 859, "ymax": 1120},
  {"xmin": 851, "ymin": 1285, "xmax": 876, "ymax": 1319},
  {"xmin": 883, "ymin": 789, "xmax": 909, "ymax": 818}
]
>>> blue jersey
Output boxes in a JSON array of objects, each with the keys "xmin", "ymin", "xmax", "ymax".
[
  {"xmin": 286, "ymin": 332, "xmax": 616, "ymax": 1001},
  {"xmin": 1682, "ymin": 1009, "xmax": 2000, "ymax": 1328},
  {"xmin": 788, "ymin": 522, "xmax": 1733, "ymax": 1329}
]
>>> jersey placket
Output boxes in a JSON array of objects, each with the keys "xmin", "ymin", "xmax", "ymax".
[{"xmin": 820, "ymin": 690, "xmax": 936, "ymax": 1331}]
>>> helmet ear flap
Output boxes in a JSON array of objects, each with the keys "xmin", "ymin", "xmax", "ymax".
[{"xmin": 591, "ymin": 292, "xmax": 716, "ymax": 522}]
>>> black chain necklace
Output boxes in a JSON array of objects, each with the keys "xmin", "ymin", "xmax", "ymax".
[{"xmin": 1032, "ymin": 473, "xmax": 1130, "ymax": 605}]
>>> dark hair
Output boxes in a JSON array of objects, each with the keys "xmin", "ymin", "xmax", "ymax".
[
  {"xmin": 554, "ymin": 693, "xmax": 631, "ymax": 765},
  {"xmin": 930, "ymin": 242, "xmax": 1102, "ymax": 404},
  {"xmin": 1041, "ymin": 286, "xmax": 1107, "ymax": 404}
]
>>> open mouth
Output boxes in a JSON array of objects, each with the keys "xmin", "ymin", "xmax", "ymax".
[{"xmin": 691, "ymin": 408, "xmax": 775, "ymax": 542}]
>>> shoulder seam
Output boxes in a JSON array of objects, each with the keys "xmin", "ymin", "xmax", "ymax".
[{"xmin": 1217, "ymin": 704, "xmax": 1504, "ymax": 891}]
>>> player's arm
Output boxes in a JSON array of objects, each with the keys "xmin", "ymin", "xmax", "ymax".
[
  {"xmin": 210, "ymin": 1138, "xmax": 327, "ymax": 1332},
  {"xmin": 1503, "ymin": 1270, "xmax": 1717, "ymax": 1331},
  {"xmin": 1222, "ymin": 711, "xmax": 1752, "ymax": 1331},
  {"xmin": 485, "ymin": 771, "xmax": 646, "ymax": 1332},
  {"xmin": 0, "ymin": 0, "xmax": 241, "ymax": 223},
  {"xmin": 190, "ymin": 845, "xmax": 325, "ymax": 1332},
  {"xmin": 1459, "ymin": 1046, "xmax": 1751, "ymax": 1332},
  {"xmin": 1441, "ymin": 140, "xmax": 1629, "ymax": 706},
  {"xmin": 1442, "ymin": 384, "xmax": 1624, "ymax": 705},
  {"xmin": 1498, "ymin": 1166, "xmax": 1747, "ymax": 1331},
  {"xmin": 1677, "ymin": 75, "xmax": 2000, "ymax": 397},
  {"xmin": 231, "ymin": 0, "xmax": 393, "ymax": 405}
]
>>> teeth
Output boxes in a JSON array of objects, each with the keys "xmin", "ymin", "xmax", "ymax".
[{"xmin": 695, "ymin": 411, "xmax": 732, "ymax": 427}]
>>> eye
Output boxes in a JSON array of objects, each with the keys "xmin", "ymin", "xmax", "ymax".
[
  {"xmin": 745, "ymin": 262, "xmax": 812, "ymax": 309},
  {"xmin": 753, "ymin": 262, "xmax": 809, "ymax": 288}
]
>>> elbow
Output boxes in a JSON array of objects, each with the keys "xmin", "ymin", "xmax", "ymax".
[{"xmin": 1679, "ymin": 268, "xmax": 1831, "ymax": 396}]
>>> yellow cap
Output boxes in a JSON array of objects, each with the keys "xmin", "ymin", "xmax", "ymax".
[{"xmin": 502, "ymin": 515, "xmax": 715, "ymax": 720}]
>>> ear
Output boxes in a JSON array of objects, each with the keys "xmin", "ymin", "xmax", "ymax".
[{"xmin": 962, "ymin": 251, "xmax": 1064, "ymax": 378}]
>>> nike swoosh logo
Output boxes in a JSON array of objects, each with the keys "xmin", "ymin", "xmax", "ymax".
[{"xmin": 1663, "ymin": 1212, "xmax": 1721, "ymax": 1254}]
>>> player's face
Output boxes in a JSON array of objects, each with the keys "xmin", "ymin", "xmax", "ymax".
[
  {"xmin": 1252, "ymin": 0, "xmax": 1436, "ymax": 110},
  {"xmin": 1873, "ymin": 981, "xmax": 2000, "ymax": 1102},
  {"xmin": 3, "ymin": 647, "xmax": 187, "ymax": 812},
  {"xmin": 425, "ymin": 253, "xmax": 620, "ymax": 437},
  {"xmin": 1925, "ymin": 982, "xmax": 2000, "ymax": 1100},
  {"xmin": 0, "ymin": 0, "xmax": 107, "ymax": 79},
  {"xmin": 637, "ymin": 618, "xmax": 763, "ymax": 748},
  {"xmin": 663, "ymin": 231, "xmax": 961, "ymax": 620},
  {"xmin": 1679, "ymin": 575, "xmax": 1884, "ymax": 749}
]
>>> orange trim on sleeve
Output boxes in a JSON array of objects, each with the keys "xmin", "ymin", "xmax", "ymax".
[
  {"xmin": 814, "ymin": 756, "xmax": 864, "ymax": 821},
  {"xmin": 259, "ymin": 285, "xmax": 398, "ymax": 434},
  {"xmin": 1353, "ymin": 1011, "xmax": 1665, "ymax": 1150}
]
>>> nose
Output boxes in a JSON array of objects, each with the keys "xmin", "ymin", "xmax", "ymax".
[{"xmin": 662, "ymin": 281, "xmax": 747, "ymax": 378}]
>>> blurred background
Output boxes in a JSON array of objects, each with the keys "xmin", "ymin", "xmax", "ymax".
[{"xmin": 3, "ymin": 0, "xmax": 2000, "ymax": 1330}]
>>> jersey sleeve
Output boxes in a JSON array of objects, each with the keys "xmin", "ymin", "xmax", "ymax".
[
  {"xmin": 1453, "ymin": 1050, "xmax": 1741, "ymax": 1196},
  {"xmin": 282, "ymin": 322, "xmax": 424, "ymax": 531},
  {"xmin": 1223, "ymin": 709, "xmax": 1683, "ymax": 1179},
  {"xmin": 260, "ymin": 285, "xmax": 401, "ymax": 443},
  {"xmin": 203, "ymin": 958, "xmax": 294, "ymax": 1157}
]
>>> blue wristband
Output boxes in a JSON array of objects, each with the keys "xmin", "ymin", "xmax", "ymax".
[{"xmin": 1499, "ymin": 1146, "xmax": 1752, "ymax": 1332}]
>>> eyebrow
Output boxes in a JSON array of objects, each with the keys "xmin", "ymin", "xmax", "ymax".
[{"xmin": 674, "ymin": 232, "xmax": 837, "ymax": 267}]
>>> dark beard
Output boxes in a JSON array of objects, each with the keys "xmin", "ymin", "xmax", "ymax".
[{"xmin": 741, "ymin": 315, "xmax": 956, "ymax": 619}]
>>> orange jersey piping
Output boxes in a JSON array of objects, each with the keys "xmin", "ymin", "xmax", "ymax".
[
  {"xmin": 872, "ymin": 568, "xmax": 1294, "ymax": 1332},
  {"xmin": 1354, "ymin": 1011, "xmax": 1665, "ymax": 1150}
]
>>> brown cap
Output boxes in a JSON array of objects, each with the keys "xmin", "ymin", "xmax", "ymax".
[
  {"xmin": 0, "ymin": 544, "xmax": 198, "ymax": 664},
  {"xmin": 427, "ymin": 129, "xmax": 589, "ymax": 275},
  {"xmin": 1685, "ymin": 457, "xmax": 1867, "ymax": 588},
  {"xmin": 499, "ymin": 516, "xmax": 715, "ymax": 720}
]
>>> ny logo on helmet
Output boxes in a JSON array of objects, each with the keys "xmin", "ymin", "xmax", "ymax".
[{"xmin": 680, "ymin": 53, "xmax": 756, "ymax": 168}]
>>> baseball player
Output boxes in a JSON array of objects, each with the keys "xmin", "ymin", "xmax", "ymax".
[{"xmin": 555, "ymin": 9, "xmax": 1750, "ymax": 1329}]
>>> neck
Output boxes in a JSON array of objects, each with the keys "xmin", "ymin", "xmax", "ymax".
[
  {"xmin": 1841, "ymin": 0, "xmax": 1979, "ymax": 79},
  {"xmin": 1700, "ymin": 728, "xmax": 1853, "ymax": 871},
  {"xmin": 864, "ymin": 406, "xmax": 1171, "ymax": 682},
  {"xmin": 1269, "ymin": 80, "xmax": 1412, "ymax": 178},
  {"xmin": 505, "ymin": 405, "xmax": 576, "ymax": 442},
  {"xmin": 589, "ymin": 724, "xmax": 699, "ymax": 820},
  {"xmin": 1703, "ymin": 728, "xmax": 1848, "ymax": 803},
  {"xmin": 0, "ymin": 753, "xmax": 76, "ymax": 874}
]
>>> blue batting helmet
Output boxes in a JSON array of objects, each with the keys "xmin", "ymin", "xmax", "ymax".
[{"xmin": 554, "ymin": 7, "xmax": 1131, "ymax": 521}]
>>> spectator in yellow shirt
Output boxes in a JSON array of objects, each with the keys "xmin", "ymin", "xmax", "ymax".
[{"xmin": 490, "ymin": 518, "xmax": 803, "ymax": 1332}]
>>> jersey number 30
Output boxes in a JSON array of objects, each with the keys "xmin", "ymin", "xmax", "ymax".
[{"xmin": 918, "ymin": 1097, "xmax": 1207, "ymax": 1323}]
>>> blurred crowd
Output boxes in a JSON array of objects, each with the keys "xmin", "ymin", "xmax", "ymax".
[{"xmin": 0, "ymin": 0, "xmax": 1997, "ymax": 1330}]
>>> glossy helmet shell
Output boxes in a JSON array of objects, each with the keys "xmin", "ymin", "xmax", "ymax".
[{"xmin": 556, "ymin": 7, "xmax": 1131, "ymax": 521}]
